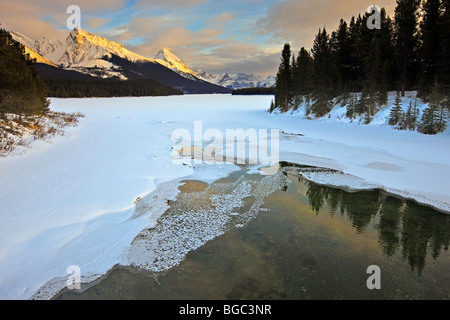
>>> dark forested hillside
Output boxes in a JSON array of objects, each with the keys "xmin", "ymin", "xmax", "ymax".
[
  {"xmin": 232, "ymin": 87, "xmax": 275, "ymax": 95},
  {"xmin": 0, "ymin": 28, "xmax": 49, "ymax": 116},
  {"xmin": 36, "ymin": 64, "xmax": 183, "ymax": 97},
  {"xmin": 34, "ymin": 54, "xmax": 231, "ymax": 96},
  {"xmin": 271, "ymin": 0, "xmax": 450, "ymax": 134},
  {"xmin": 44, "ymin": 78, "xmax": 183, "ymax": 98}
]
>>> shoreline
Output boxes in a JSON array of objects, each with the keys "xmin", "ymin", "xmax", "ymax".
[
  {"xmin": 1, "ymin": 95, "xmax": 449, "ymax": 300},
  {"xmin": 47, "ymin": 160, "xmax": 450, "ymax": 300}
]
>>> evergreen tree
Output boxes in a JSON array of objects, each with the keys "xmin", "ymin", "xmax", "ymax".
[
  {"xmin": 418, "ymin": 80, "xmax": 448, "ymax": 134},
  {"xmin": 310, "ymin": 28, "xmax": 337, "ymax": 117},
  {"xmin": 347, "ymin": 15, "xmax": 364, "ymax": 92},
  {"xmin": 269, "ymin": 98, "xmax": 275, "ymax": 113},
  {"xmin": 275, "ymin": 43, "xmax": 293, "ymax": 113},
  {"xmin": 331, "ymin": 19, "xmax": 352, "ymax": 92},
  {"xmin": 271, "ymin": 1, "xmax": 448, "ymax": 131},
  {"xmin": 394, "ymin": 0, "xmax": 421, "ymax": 96},
  {"xmin": 418, "ymin": 105, "xmax": 438, "ymax": 134},
  {"xmin": 0, "ymin": 27, "xmax": 49, "ymax": 116},
  {"xmin": 418, "ymin": 0, "xmax": 443, "ymax": 98},
  {"xmin": 378, "ymin": 9, "xmax": 396, "ymax": 92},
  {"xmin": 404, "ymin": 100, "xmax": 419, "ymax": 130},
  {"xmin": 311, "ymin": 28, "xmax": 333, "ymax": 92},
  {"xmin": 437, "ymin": 0, "xmax": 450, "ymax": 95},
  {"xmin": 356, "ymin": 9, "xmax": 392, "ymax": 117},
  {"xmin": 389, "ymin": 92, "xmax": 405, "ymax": 127},
  {"xmin": 292, "ymin": 47, "xmax": 314, "ymax": 96}
]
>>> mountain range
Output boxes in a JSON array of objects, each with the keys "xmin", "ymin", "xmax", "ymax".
[{"xmin": 10, "ymin": 28, "xmax": 275, "ymax": 94}]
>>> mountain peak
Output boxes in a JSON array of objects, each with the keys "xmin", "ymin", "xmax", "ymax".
[
  {"xmin": 70, "ymin": 27, "xmax": 89, "ymax": 36},
  {"xmin": 155, "ymin": 48, "xmax": 181, "ymax": 62},
  {"xmin": 154, "ymin": 48, "xmax": 197, "ymax": 78}
]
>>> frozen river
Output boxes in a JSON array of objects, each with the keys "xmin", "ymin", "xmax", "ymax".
[{"xmin": 0, "ymin": 94, "xmax": 449, "ymax": 299}]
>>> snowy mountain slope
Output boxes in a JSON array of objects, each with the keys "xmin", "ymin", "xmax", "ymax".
[
  {"xmin": 258, "ymin": 75, "xmax": 276, "ymax": 88},
  {"xmin": 10, "ymin": 31, "xmax": 64, "ymax": 61},
  {"xmin": 195, "ymin": 70, "xmax": 275, "ymax": 89},
  {"xmin": 12, "ymin": 30, "xmax": 201, "ymax": 82},
  {"xmin": 10, "ymin": 27, "xmax": 270, "ymax": 91},
  {"xmin": 11, "ymin": 28, "xmax": 149, "ymax": 80},
  {"xmin": 10, "ymin": 28, "xmax": 230, "ymax": 93},
  {"xmin": 60, "ymin": 28, "xmax": 153, "ymax": 67},
  {"xmin": 22, "ymin": 44, "xmax": 58, "ymax": 67},
  {"xmin": 151, "ymin": 49, "xmax": 276, "ymax": 89},
  {"xmin": 154, "ymin": 48, "xmax": 199, "ymax": 81}
]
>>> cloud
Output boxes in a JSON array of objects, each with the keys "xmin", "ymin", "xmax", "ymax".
[
  {"xmin": 88, "ymin": 18, "xmax": 109, "ymax": 30},
  {"xmin": 254, "ymin": 0, "xmax": 397, "ymax": 50},
  {"xmin": 197, "ymin": 45, "xmax": 280, "ymax": 77},
  {"xmin": 135, "ymin": 0, "xmax": 208, "ymax": 10},
  {"xmin": 1, "ymin": 0, "xmax": 400, "ymax": 78},
  {"xmin": 209, "ymin": 12, "xmax": 235, "ymax": 25},
  {"xmin": 0, "ymin": 0, "xmax": 128, "ymax": 37},
  {"xmin": 117, "ymin": 14, "xmax": 278, "ymax": 77}
]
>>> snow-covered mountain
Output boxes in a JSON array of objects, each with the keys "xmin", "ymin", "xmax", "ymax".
[
  {"xmin": 20, "ymin": 44, "xmax": 58, "ymax": 67},
  {"xmin": 195, "ymin": 70, "xmax": 275, "ymax": 89},
  {"xmin": 10, "ymin": 31, "xmax": 64, "ymax": 62},
  {"xmin": 151, "ymin": 48, "xmax": 276, "ymax": 89},
  {"xmin": 11, "ymin": 28, "xmax": 147, "ymax": 80},
  {"xmin": 154, "ymin": 48, "xmax": 199, "ymax": 81},
  {"xmin": 258, "ymin": 75, "xmax": 276, "ymax": 88},
  {"xmin": 10, "ymin": 27, "xmax": 273, "ymax": 91}
]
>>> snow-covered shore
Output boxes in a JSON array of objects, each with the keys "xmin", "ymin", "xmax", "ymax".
[{"xmin": 0, "ymin": 94, "xmax": 449, "ymax": 300}]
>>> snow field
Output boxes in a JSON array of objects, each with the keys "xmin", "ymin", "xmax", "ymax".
[{"xmin": 0, "ymin": 94, "xmax": 449, "ymax": 299}]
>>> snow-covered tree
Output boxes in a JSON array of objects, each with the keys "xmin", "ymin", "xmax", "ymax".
[
  {"xmin": 418, "ymin": 81, "xmax": 448, "ymax": 134},
  {"xmin": 389, "ymin": 92, "xmax": 405, "ymax": 127}
]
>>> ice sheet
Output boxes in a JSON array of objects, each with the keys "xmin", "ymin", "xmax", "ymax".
[{"xmin": 0, "ymin": 94, "xmax": 449, "ymax": 299}]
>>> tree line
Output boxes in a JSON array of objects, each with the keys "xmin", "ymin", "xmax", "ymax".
[
  {"xmin": 271, "ymin": 0, "xmax": 449, "ymax": 134},
  {"xmin": 44, "ymin": 78, "xmax": 182, "ymax": 98},
  {"xmin": 231, "ymin": 87, "xmax": 275, "ymax": 95}
]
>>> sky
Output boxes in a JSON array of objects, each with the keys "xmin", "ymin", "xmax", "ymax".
[{"xmin": 0, "ymin": 0, "xmax": 397, "ymax": 78}]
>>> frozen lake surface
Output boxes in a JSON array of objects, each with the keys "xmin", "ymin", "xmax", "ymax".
[{"xmin": 0, "ymin": 94, "xmax": 449, "ymax": 299}]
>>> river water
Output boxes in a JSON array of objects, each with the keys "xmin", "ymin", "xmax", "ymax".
[{"xmin": 54, "ymin": 164, "xmax": 450, "ymax": 300}]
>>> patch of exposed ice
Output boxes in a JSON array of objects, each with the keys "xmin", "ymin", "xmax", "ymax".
[{"xmin": 126, "ymin": 170, "xmax": 289, "ymax": 273}]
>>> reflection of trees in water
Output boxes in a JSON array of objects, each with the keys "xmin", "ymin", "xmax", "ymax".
[{"xmin": 288, "ymin": 168, "xmax": 450, "ymax": 275}]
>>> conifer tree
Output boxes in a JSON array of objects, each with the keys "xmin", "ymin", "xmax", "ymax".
[
  {"xmin": 292, "ymin": 47, "xmax": 314, "ymax": 96},
  {"xmin": 310, "ymin": 28, "xmax": 336, "ymax": 117},
  {"xmin": 418, "ymin": 0, "xmax": 443, "ymax": 98},
  {"xmin": 311, "ymin": 28, "xmax": 332, "ymax": 93},
  {"xmin": 404, "ymin": 100, "xmax": 419, "ymax": 130},
  {"xmin": 331, "ymin": 19, "xmax": 352, "ymax": 92},
  {"xmin": 438, "ymin": 0, "xmax": 450, "ymax": 95},
  {"xmin": 275, "ymin": 43, "xmax": 293, "ymax": 113},
  {"xmin": 347, "ymin": 16, "xmax": 363, "ymax": 92},
  {"xmin": 0, "ymin": 28, "xmax": 49, "ymax": 117},
  {"xmin": 269, "ymin": 99, "xmax": 275, "ymax": 113},
  {"xmin": 389, "ymin": 92, "xmax": 405, "ymax": 127},
  {"xmin": 418, "ymin": 80, "xmax": 448, "ymax": 134},
  {"xmin": 394, "ymin": 0, "xmax": 421, "ymax": 96}
]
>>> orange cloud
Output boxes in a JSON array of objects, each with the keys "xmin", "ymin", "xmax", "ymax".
[{"xmin": 254, "ymin": 0, "xmax": 397, "ymax": 50}]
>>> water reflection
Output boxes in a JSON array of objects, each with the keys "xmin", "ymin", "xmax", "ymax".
[
  {"xmin": 54, "ymin": 164, "xmax": 450, "ymax": 300},
  {"xmin": 288, "ymin": 166, "xmax": 450, "ymax": 276}
]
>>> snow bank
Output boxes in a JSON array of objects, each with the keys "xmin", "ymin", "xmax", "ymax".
[
  {"xmin": 285, "ymin": 91, "xmax": 434, "ymax": 128},
  {"xmin": 0, "ymin": 94, "xmax": 449, "ymax": 300}
]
